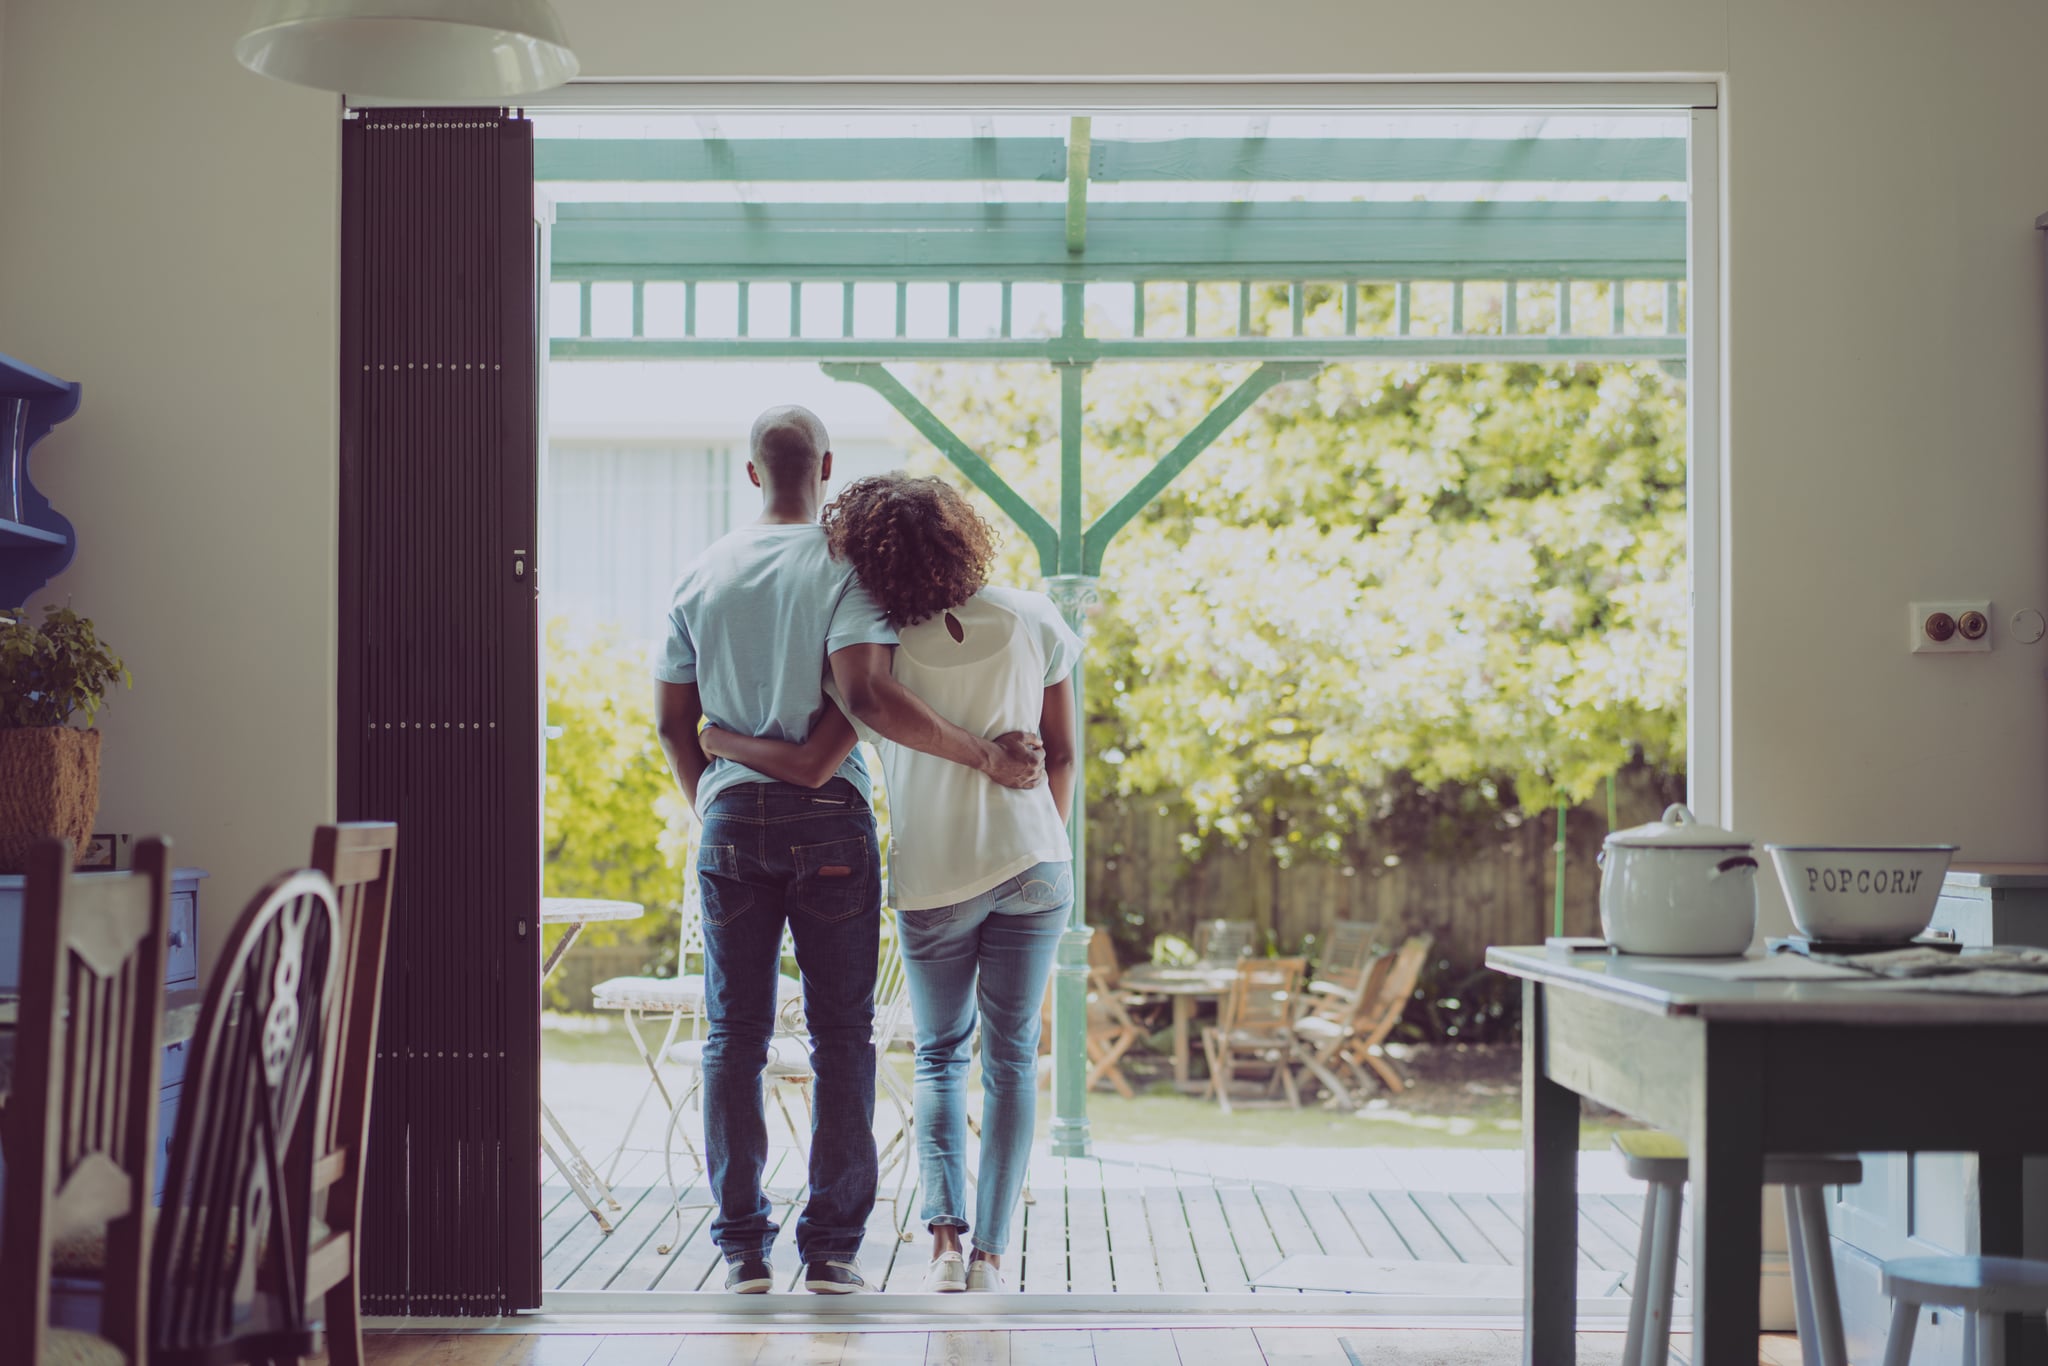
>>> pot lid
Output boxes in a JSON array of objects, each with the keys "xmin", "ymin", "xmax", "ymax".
[{"xmin": 1604, "ymin": 803, "xmax": 1755, "ymax": 850}]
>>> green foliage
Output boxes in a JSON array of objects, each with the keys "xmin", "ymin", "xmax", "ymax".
[
  {"xmin": 0, "ymin": 605, "xmax": 130, "ymax": 730},
  {"xmin": 895, "ymin": 285, "xmax": 1687, "ymax": 857},
  {"xmin": 1395, "ymin": 954, "xmax": 1523, "ymax": 1045},
  {"xmin": 543, "ymin": 621, "xmax": 694, "ymax": 1007}
]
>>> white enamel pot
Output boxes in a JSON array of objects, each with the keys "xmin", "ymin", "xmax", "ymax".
[{"xmin": 1598, "ymin": 804, "xmax": 1760, "ymax": 956}]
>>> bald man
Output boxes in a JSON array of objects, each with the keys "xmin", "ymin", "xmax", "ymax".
[{"xmin": 654, "ymin": 405, "xmax": 1043, "ymax": 1294}]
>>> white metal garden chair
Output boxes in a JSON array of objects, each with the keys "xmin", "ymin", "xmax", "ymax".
[
  {"xmin": 587, "ymin": 845, "xmax": 801, "ymax": 1183},
  {"xmin": 654, "ymin": 909, "xmax": 919, "ymax": 1252}
]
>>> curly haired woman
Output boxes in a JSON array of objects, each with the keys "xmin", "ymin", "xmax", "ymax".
[{"xmin": 699, "ymin": 471, "xmax": 1081, "ymax": 1293}]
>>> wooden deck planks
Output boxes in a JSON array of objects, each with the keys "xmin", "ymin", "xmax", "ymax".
[
  {"xmin": 1102, "ymin": 1182, "xmax": 1161, "ymax": 1291},
  {"xmin": 540, "ymin": 1152, "xmax": 1678, "ymax": 1304}
]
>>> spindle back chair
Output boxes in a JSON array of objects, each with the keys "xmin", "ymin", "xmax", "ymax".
[
  {"xmin": 303, "ymin": 822, "xmax": 398, "ymax": 1366},
  {"xmin": 150, "ymin": 869, "xmax": 338, "ymax": 1365},
  {"xmin": 0, "ymin": 836, "xmax": 173, "ymax": 1366}
]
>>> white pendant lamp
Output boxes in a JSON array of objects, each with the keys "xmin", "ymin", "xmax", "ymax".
[{"xmin": 236, "ymin": 0, "xmax": 579, "ymax": 99}]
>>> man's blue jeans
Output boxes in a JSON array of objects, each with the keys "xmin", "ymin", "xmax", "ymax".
[
  {"xmin": 898, "ymin": 861, "xmax": 1071, "ymax": 1256},
  {"xmin": 698, "ymin": 777, "xmax": 880, "ymax": 1266}
]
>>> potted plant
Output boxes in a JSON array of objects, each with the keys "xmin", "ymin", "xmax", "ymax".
[{"xmin": 0, "ymin": 605, "xmax": 128, "ymax": 873}]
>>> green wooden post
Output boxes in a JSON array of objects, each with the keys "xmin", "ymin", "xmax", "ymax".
[
  {"xmin": 1553, "ymin": 797, "xmax": 1568, "ymax": 938},
  {"xmin": 1046, "ymin": 569, "xmax": 1098, "ymax": 1158}
]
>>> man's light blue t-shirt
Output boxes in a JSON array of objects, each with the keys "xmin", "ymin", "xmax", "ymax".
[{"xmin": 655, "ymin": 522, "xmax": 897, "ymax": 812}]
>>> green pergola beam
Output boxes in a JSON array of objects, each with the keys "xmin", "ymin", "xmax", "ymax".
[
  {"xmin": 534, "ymin": 136, "xmax": 1684, "ymax": 185},
  {"xmin": 553, "ymin": 201, "xmax": 1687, "ymax": 281},
  {"xmin": 1066, "ymin": 118, "xmax": 1091, "ymax": 255},
  {"xmin": 818, "ymin": 362, "xmax": 1062, "ymax": 574},
  {"xmin": 1090, "ymin": 136, "xmax": 1686, "ymax": 183},
  {"xmin": 552, "ymin": 336, "xmax": 1686, "ymax": 363},
  {"xmin": 536, "ymin": 137, "xmax": 1069, "ymax": 182},
  {"xmin": 1080, "ymin": 361, "xmax": 1320, "ymax": 575}
]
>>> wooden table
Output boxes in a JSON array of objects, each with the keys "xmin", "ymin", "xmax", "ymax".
[
  {"xmin": 1487, "ymin": 944, "xmax": 2048, "ymax": 1366},
  {"xmin": 1118, "ymin": 962, "xmax": 1239, "ymax": 1090},
  {"xmin": 540, "ymin": 896, "xmax": 646, "ymax": 1231}
]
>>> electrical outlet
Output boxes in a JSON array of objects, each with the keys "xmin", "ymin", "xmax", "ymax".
[{"xmin": 1910, "ymin": 601, "xmax": 1993, "ymax": 653}]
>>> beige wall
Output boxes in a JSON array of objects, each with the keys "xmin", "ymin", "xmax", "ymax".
[
  {"xmin": 0, "ymin": 2, "xmax": 339, "ymax": 971},
  {"xmin": 1, "ymin": 0, "xmax": 2044, "ymax": 956}
]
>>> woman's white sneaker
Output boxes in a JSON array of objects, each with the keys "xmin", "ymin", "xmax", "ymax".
[
  {"xmin": 965, "ymin": 1258, "xmax": 1005, "ymax": 1292},
  {"xmin": 923, "ymin": 1250, "xmax": 968, "ymax": 1292}
]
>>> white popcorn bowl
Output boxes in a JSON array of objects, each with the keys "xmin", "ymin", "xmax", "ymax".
[{"xmin": 1765, "ymin": 844, "xmax": 1959, "ymax": 944}]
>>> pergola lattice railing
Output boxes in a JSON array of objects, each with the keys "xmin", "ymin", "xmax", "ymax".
[{"xmin": 540, "ymin": 118, "xmax": 1693, "ymax": 1156}]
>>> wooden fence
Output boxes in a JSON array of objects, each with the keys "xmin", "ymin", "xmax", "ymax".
[{"xmin": 1085, "ymin": 767, "xmax": 1684, "ymax": 969}]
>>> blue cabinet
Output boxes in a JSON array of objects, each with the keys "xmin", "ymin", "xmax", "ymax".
[{"xmin": 0, "ymin": 350, "xmax": 80, "ymax": 609}]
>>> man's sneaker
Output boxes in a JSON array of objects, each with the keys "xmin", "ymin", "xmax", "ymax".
[
  {"xmin": 965, "ymin": 1258, "xmax": 1004, "ymax": 1293},
  {"xmin": 804, "ymin": 1259, "xmax": 868, "ymax": 1294},
  {"xmin": 724, "ymin": 1258, "xmax": 774, "ymax": 1293},
  {"xmin": 922, "ymin": 1250, "xmax": 967, "ymax": 1293}
]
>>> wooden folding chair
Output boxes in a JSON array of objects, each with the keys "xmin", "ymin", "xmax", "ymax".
[
  {"xmin": 151, "ymin": 869, "xmax": 340, "ymax": 1366},
  {"xmin": 1307, "ymin": 919, "xmax": 1376, "ymax": 1001},
  {"xmin": 1300, "ymin": 934, "xmax": 1433, "ymax": 1099},
  {"xmin": 304, "ymin": 822, "xmax": 398, "ymax": 1366},
  {"xmin": 1193, "ymin": 918, "xmax": 1258, "ymax": 966},
  {"xmin": 0, "ymin": 836, "xmax": 173, "ymax": 1366},
  {"xmin": 1292, "ymin": 948, "xmax": 1396, "ymax": 1107},
  {"xmin": 1199, "ymin": 956, "xmax": 1307, "ymax": 1114}
]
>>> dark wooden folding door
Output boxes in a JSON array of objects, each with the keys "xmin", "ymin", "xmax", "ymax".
[{"xmin": 339, "ymin": 107, "xmax": 543, "ymax": 1314}]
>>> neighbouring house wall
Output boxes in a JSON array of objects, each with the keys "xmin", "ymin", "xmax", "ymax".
[
  {"xmin": 0, "ymin": 0, "xmax": 2044, "ymax": 966},
  {"xmin": 0, "ymin": 2, "xmax": 339, "ymax": 973}
]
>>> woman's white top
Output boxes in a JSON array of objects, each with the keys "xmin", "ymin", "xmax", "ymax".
[{"xmin": 835, "ymin": 585, "xmax": 1082, "ymax": 911}]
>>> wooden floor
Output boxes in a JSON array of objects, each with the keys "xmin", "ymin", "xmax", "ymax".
[
  {"xmin": 361, "ymin": 1330, "xmax": 1804, "ymax": 1366},
  {"xmin": 544, "ymin": 1148, "xmax": 1691, "ymax": 1300}
]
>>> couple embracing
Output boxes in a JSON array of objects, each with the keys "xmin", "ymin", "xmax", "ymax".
[{"xmin": 654, "ymin": 405, "xmax": 1081, "ymax": 1295}]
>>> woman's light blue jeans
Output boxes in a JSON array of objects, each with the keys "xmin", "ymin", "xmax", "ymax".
[{"xmin": 898, "ymin": 861, "xmax": 1071, "ymax": 1256}]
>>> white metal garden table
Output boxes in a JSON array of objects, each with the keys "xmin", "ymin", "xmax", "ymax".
[{"xmin": 541, "ymin": 895, "xmax": 646, "ymax": 1232}]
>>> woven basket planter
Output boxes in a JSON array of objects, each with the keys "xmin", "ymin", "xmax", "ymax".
[{"xmin": 0, "ymin": 726, "xmax": 101, "ymax": 874}]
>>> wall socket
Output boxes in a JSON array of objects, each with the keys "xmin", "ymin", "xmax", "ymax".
[{"xmin": 1910, "ymin": 601, "xmax": 1993, "ymax": 653}]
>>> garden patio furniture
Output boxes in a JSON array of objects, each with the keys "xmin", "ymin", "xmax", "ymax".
[
  {"xmin": 1199, "ymin": 955, "xmax": 1308, "ymax": 1113},
  {"xmin": 586, "ymin": 867, "xmax": 803, "ymax": 1184},
  {"xmin": 1193, "ymin": 918, "xmax": 1258, "ymax": 965},
  {"xmin": 1116, "ymin": 960, "xmax": 1240, "ymax": 1091},
  {"xmin": 1878, "ymin": 1256, "xmax": 2048, "ymax": 1366},
  {"xmin": 539, "ymin": 894, "xmax": 647, "ymax": 1231},
  {"xmin": 1342, "ymin": 933, "xmax": 1433, "ymax": 1095},
  {"xmin": 1038, "ymin": 957, "xmax": 1147, "ymax": 1098},
  {"xmin": 1289, "ymin": 945, "xmax": 1397, "ymax": 1108},
  {"xmin": 1613, "ymin": 1130, "xmax": 1859, "ymax": 1366},
  {"xmin": 151, "ymin": 868, "xmax": 337, "ymax": 1366},
  {"xmin": 1307, "ymin": 919, "xmax": 1377, "ymax": 1000},
  {"xmin": 304, "ymin": 822, "xmax": 398, "ymax": 1366},
  {"xmin": 657, "ymin": 909, "xmax": 919, "ymax": 1251},
  {"xmin": 0, "ymin": 837, "xmax": 172, "ymax": 1366}
]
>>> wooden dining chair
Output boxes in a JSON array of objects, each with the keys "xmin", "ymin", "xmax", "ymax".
[
  {"xmin": 0, "ymin": 836, "xmax": 173, "ymax": 1366},
  {"xmin": 1192, "ymin": 918, "xmax": 1258, "ymax": 966},
  {"xmin": 1307, "ymin": 919, "xmax": 1376, "ymax": 1000},
  {"xmin": 303, "ymin": 822, "xmax": 398, "ymax": 1366},
  {"xmin": 1339, "ymin": 934, "xmax": 1434, "ymax": 1095},
  {"xmin": 150, "ymin": 869, "xmax": 339, "ymax": 1366},
  {"xmin": 1199, "ymin": 956, "xmax": 1307, "ymax": 1113},
  {"xmin": 1291, "ymin": 946, "xmax": 1398, "ymax": 1107}
]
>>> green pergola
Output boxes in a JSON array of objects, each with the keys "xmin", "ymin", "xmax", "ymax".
[{"xmin": 543, "ymin": 118, "xmax": 1688, "ymax": 1156}]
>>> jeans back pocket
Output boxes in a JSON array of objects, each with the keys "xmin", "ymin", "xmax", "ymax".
[
  {"xmin": 790, "ymin": 834, "xmax": 877, "ymax": 925},
  {"xmin": 698, "ymin": 842, "xmax": 755, "ymax": 927}
]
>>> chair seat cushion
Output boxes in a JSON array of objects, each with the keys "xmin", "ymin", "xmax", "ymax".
[
  {"xmin": 592, "ymin": 973, "xmax": 801, "ymax": 1011},
  {"xmin": 42, "ymin": 1329, "xmax": 125, "ymax": 1366},
  {"xmin": 1615, "ymin": 1130, "xmax": 1862, "ymax": 1187},
  {"xmin": 667, "ymin": 1035, "xmax": 812, "ymax": 1077},
  {"xmin": 1292, "ymin": 1016, "xmax": 1350, "ymax": 1042},
  {"xmin": 51, "ymin": 1226, "xmax": 106, "ymax": 1276}
]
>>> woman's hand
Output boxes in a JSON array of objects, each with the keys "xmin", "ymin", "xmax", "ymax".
[{"xmin": 699, "ymin": 724, "xmax": 736, "ymax": 760}]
